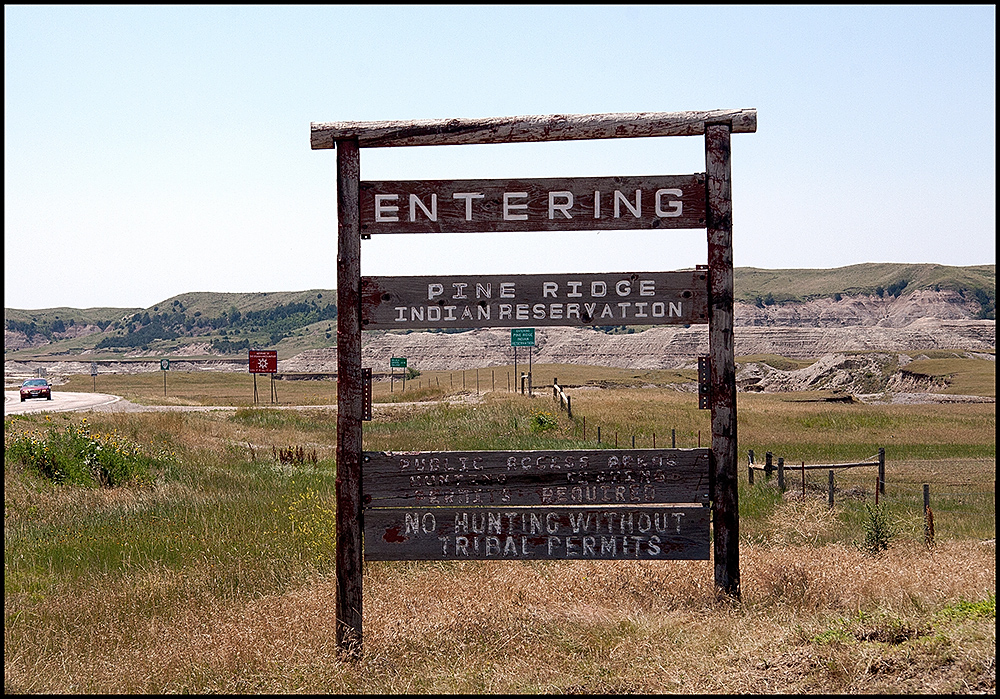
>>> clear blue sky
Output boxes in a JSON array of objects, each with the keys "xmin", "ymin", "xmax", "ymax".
[{"xmin": 4, "ymin": 4, "xmax": 995, "ymax": 310}]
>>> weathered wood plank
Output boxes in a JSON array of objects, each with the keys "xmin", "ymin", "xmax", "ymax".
[
  {"xmin": 359, "ymin": 175, "xmax": 706, "ymax": 233},
  {"xmin": 361, "ymin": 270, "xmax": 709, "ymax": 330},
  {"xmin": 335, "ymin": 139, "xmax": 364, "ymax": 652},
  {"xmin": 364, "ymin": 506, "xmax": 710, "ymax": 560},
  {"xmin": 706, "ymin": 124, "xmax": 740, "ymax": 599},
  {"xmin": 362, "ymin": 449, "xmax": 711, "ymax": 508},
  {"xmin": 311, "ymin": 109, "xmax": 757, "ymax": 149}
]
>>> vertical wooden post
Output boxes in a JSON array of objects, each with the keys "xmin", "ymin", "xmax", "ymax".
[
  {"xmin": 335, "ymin": 138, "xmax": 363, "ymax": 656},
  {"xmin": 748, "ymin": 450, "xmax": 755, "ymax": 485},
  {"xmin": 672, "ymin": 429, "xmax": 676, "ymax": 448},
  {"xmin": 828, "ymin": 470, "xmax": 835, "ymax": 509},
  {"xmin": 765, "ymin": 451, "xmax": 773, "ymax": 480},
  {"xmin": 878, "ymin": 447, "xmax": 885, "ymax": 496},
  {"xmin": 706, "ymin": 122, "xmax": 739, "ymax": 599},
  {"xmin": 777, "ymin": 457, "xmax": 785, "ymax": 492}
]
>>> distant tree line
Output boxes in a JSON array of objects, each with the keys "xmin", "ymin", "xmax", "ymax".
[
  {"xmin": 91, "ymin": 299, "xmax": 337, "ymax": 350},
  {"xmin": 6, "ymin": 317, "xmax": 112, "ymax": 341}
]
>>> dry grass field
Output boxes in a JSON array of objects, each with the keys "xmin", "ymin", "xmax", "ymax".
[{"xmin": 4, "ymin": 367, "xmax": 995, "ymax": 694}]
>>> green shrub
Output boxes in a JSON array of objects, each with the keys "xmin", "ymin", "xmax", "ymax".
[
  {"xmin": 4, "ymin": 417, "xmax": 160, "ymax": 487},
  {"xmin": 856, "ymin": 501, "xmax": 896, "ymax": 557},
  {"xmin": 529, "ymin": 410, "xmax": 559, "ymax": 434}
]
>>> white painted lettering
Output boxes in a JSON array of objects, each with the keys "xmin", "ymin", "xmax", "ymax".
[
  {"xmin": 503, "ymin": 192, "xmax": 528, "ymax": 221},
  {"xmin": 542, "ymin": 282, "xmax": 558, "ymax": 298},
  {"xmin": 654, "ymin": 188, "xmax": 683, "ymax": 218},
  {"xmin": 614, "ymin": 189, "xmax": 641, "ymax": 218},
  {"xmin": 375, "ymin": 194, "xmax": 399, "ymax": 222},
  {"xmin": 409, "ymin": 193, "xmax": 437, "ymax": 221},
  {"xmin": 548, "ymin": 191, "xmax": 573, "ymax": 219},
  {"xmin": 453, "ymin": 192, "xmax": 485, "ymax": 220}
]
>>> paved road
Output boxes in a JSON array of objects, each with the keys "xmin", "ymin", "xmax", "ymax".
[{"xmin": 4, "ymin": 390, "xmax": 122, "ymax": 416}]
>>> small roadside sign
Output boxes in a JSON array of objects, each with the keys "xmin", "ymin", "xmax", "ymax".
[
  {"xmin": 510, "ymin": 328, "xmax": 535, "ymax": 347},
  {"xmin": 249, "ymin": 349, "xmax": 278, "ymax": 374},
  {"xmin": 90, "ymin": 362, "xmax": 98, "ymax": 376},
  {"xmin": 390, "ymin": 357, "xmax": 407, "ymax": 368},
  {"xmin": 160, "ymin": 359, "xmax": 170, "ymax": 371}
]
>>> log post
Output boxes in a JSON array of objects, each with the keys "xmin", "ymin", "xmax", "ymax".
[
  {"xmin": 335, "ymin": 138, "xmax": 363, "ymax": 656},
  {"xmin": 777, "ymin": 457, "xmax": 785, "ymax": 492},
  {"xmin": 706, "ymin": 122, "xmax": 739, "ymax": 599},
  {"xmin": 828, "ymin": 470, "xmax": 835, "ymax": 509}
]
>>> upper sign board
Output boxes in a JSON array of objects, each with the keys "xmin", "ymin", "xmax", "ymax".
[
  {"xmin": 359, "ymin": 175, "xmax": 706, "ymax": 234},
  {"xmin": 362, "ymin": 270, "xmax": 709, "ymax": 330}
]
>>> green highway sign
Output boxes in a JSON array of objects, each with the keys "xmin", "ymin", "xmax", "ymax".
[
  {"xmin": 390, "ymin": 357, "xmax": 407, "ymax": 368},
  {"xmin": 160, "ymin": 359, "xmax": 170, "ymax": 371},
  {"xmin": 510, "ymin": 328, "xmax": 535, "ymax": 347}
]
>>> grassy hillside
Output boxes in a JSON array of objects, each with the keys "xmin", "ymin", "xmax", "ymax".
[
  {"xmin": 735, "ymin": 263, "xmax": 995, "ymax": 305},
  {"xmin": 5, "ymin": 264, "xmax": 995, "ymax": 359}
]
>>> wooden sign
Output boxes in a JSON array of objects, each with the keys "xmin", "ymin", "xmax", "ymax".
[
  {"xmin": 364, "ymin": 505, "xmax": 709, "ymax": 561},
  {"xmin": 359, "ymin": 174, "xmax": 706, "ymax": 234},
  {"xmin": 363, "ymin": 449, "xmax": 710, "ymax": 508},
  {"xmin": 362, "ymin": 270, "xmax": 709, "ymax": 329}
]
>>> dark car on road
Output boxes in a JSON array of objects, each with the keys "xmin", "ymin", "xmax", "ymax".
[{"xmin": 20, "ymin": 378, "xmax": 52, "ymax": 402}]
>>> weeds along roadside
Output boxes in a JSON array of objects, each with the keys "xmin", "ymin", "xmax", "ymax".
[{"xmin": 3, "ymin": 392, "xmax": 995, "ymax": 693}]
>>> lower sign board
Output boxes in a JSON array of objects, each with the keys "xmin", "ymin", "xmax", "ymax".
[
  {"xmin": 361, "ymin": 270, "xmax": 709, "ymax": 330},
  {"xmin": 363, "ymin": 505, "xmax": 709, "ymax": 560},
  {"xmin": 363, "ymin": 449, "xmax": 710, "ymax": 508},
  {"xmin": 363, "ymin": 448, "xmax": 711, "ymax": 562}
]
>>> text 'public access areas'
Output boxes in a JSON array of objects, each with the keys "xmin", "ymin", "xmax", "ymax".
[
  {"xmin": 363, "ymin": 449, "xmax": 710, "ymax": 508},
  {"xmin": 359, "ymin": 174, "xmax": 706, "ymax": 234},
  {"xmin": 361, "ymin": 270, "xmax": 708, "ymax": 329},
  {"xmin": 364, "ymin": 506, "xmax": 710, "ymax": 561}
]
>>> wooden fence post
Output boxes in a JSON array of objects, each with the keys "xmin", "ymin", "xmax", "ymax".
[
  {"xmin": 828, "ymin": 470, "xmax": 834, "ymax": 509},
  {"xmin": 777, "ymin": 457, "xmax": 785, "ymax": 492},
  {"xmin": 923, "ymin": 483, "xmax": 934, "ymax": 547},
  {"xmin": 878, "ymin": 447, "xmax": 885, "ymax": 496},
  {"xmin": 748, "ymin": 449, "xmax": 755, "ymax": 485},
  {"xmin": 765, "ymin": 451, "xmax": 773, "ymax": 480}
]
